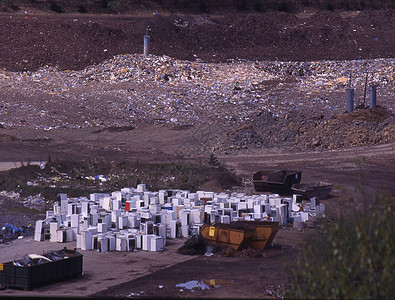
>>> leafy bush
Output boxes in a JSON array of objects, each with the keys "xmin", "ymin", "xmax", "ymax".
[{"xmin": 286, "ymin": 191, "xmax": 394, "ymax": 298}]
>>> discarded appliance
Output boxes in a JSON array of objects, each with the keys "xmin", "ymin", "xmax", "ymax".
[
  {"xmin": 0, "ymin": 248, "xmax": 83, "ymax": 290},
  {"xmin": 253, "ymin": 170, "xmax": 302, "ymax": 194},
  {"xmin": 291, "ymin": 182, "xmax": 333, "ymax": 200},
  {"xmin": 200, "ymin": 220, "xmax": 279, "ymax": 251}
]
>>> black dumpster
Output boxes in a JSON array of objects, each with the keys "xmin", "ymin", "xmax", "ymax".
[
  {"xmin": 253, "ymin": 170, "xmax": 302, "ymax": 195},
  {"xmin": 291, "ymin": 181, "xmax": 333, "ymax": 200},
  {"xmin": 0, "ymin": 248, "xmax": 83, "ymax": 290}
]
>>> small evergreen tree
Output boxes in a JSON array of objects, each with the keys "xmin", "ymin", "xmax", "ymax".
[{"xmin": 208, "ymin": 153, "xmax": 220, "ymax": 168}]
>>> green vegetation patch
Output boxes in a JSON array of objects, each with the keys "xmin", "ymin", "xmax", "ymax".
[{"xmin": 286, "ymin": 190, "xmax": 394, "ymax": 298}]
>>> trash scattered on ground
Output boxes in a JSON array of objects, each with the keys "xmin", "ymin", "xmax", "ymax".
[
  {"xmin": 262, "ymin": 284, "xmax": 283, "ymax": 298},
  {"xmin": 126, "ymin": 291, "xmax": 144, "ymax": 298},
  {"xmin": 176, "ymin": 280, "xmax": 211, "ymax": 292},
  {"xmin": 0, "ymin": 54, "xmax": 393, "ymax": 132},
  {"xmin": 175, "ymin": 279, "xmax": 234, "ymax": 292}
]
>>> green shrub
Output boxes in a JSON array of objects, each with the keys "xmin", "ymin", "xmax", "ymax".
[{"xmin": 286, "ymin": 191, "xmax": 394, "ymax": 298}]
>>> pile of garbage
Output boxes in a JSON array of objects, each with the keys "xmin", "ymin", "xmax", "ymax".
[
  {"xmin": 0, "ymin": 55, "xmax": 393, "ymax": 131},
  {"xmin": 0, "ymin": 223, "xmax": 34, "ymax": 244},
  {"xmin": 13, "ymin": 250, "xmax": 72, "ymax": 267}
]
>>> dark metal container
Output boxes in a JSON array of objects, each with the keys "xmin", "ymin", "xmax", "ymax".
[
  {"xmin": 0, "ymin": 248, "xmax": 83, "ymax": 290},
  {"xmin": 291, "ymin": 181, "xmax": 333, "ymax": 200},
  {"xmin": 253, "ymin": 170, "xmax": 302, "ymax": 194}
]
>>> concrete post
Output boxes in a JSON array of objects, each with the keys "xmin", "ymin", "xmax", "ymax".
[
  {"xmin": 346, "ymin": 88, "xmax": 354, "ymax": 113},
  {"xmin": 369, "ymin": 84, "xmax": 377, "ymax": 109},
  {"xmin": 143, "ymin": 27, "xmax": 150, "ymax": 57}
]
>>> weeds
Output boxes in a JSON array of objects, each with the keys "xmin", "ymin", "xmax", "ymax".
[{"xmin": 286, "ymin": 188, "xmax": 394, "ymax": 298}]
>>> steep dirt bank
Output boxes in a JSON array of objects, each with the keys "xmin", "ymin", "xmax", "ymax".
[{"xmin": 0, "ymin": 10, "xmax": 393, "ymax": 72}]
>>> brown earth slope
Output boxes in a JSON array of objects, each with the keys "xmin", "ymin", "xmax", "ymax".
[{"xmin": 0, "ymin": 9, "xmax": 394, "ymax": 72}]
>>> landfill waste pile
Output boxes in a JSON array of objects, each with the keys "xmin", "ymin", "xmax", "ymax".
[
  {"xmin": 0, "ymin": 222, "xmax": 34, "ymax": 244},
  {"xmin": 0, "ymin": 55, "xmax": 394, "ymax": 155},
  {"xmin": 0, "ymin": 191, "xmax": 48, "ymax": 244}
]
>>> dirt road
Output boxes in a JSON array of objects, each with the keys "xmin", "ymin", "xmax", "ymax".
[{"xmin": 0, "ymin": 237, "xmax": 195, "ymax": 297}]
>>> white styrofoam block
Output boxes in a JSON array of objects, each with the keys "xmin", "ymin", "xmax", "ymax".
[
  {"xmin": 145, "ymin": 221, "xmax": 154, "ymax": 234},
  {"xmin": 79, "ymin": 218, "xmax": 89, "ymax": 232},
  {"xmin": 116, "ymin": 236, "xmax": 127, "ymax": 251},
  {"xmin": 127, "ymin": 214, "xmax": 139, "ymax": 228},
  {"xmin": 159, "ymin": 192, "xmax": 166, "ymax": 204},
  {"xmin": 112, "ymin": 191, "xmax": 122, "ymax": 201},
  {"xmin": 34, "ymin": 220, "xmax": 44, "ymax": 241},
  {"xmin": 60, "ymin": 199, "xmax": 68, "ymax": 214},
  {"xmin": 149, "ymin": 197, "xmax": 159, "ymax": 205},
  {"xmin": 118, "ymin": 216, "xmax": 128, "ymax": 229},
  {"xmin": 102, "ymin": 197, "xmax": 111, "ymax": 210},
  {"xmin": 106, "ymin": 235, "xmax": 116, "ymax": 251},
  {"xmin": 180, "ymin": 211, "xmax": 190, "ymax": 226},
  {"xmin": 81, "ymin": 230, "xmax": 92, "ymax": 250},
  {"xmin": 158, "ymin": 224, "xmax": 167, "ymax": 246},
  {"xmin": 135, "ymin": 234, "xmax": 143, "ymax": 249},
  {"xmin": 172, "ymin": 198, "xmax": 182, "ymax": 206},
  {"xmin": 170, "ymin": 220, "xmax": 180, "ymax": 239},
  {"xmin": 91, "ymin": 193, "xmax": 110, "ymax": 202},
  {"xmin": 98, "ymin": 237, "xmax": 108, "ymax": 252},
  {"xmin": 71, "ymin": 227, "xmax": 78, "ymax": 240},
  {"xmin": 137, "ymin": 184, "xmax": 146, "ymax": 193},
  {"xmin": 149, "ymin": 204, "xmax": 161, "ymax": 212},
  {"xmin": 71, "ymin": 214, "xmax": 80, "ymax": 228},
  {"xmin": 76, "ymin": 234, "xmax": 81, "ymax": 248},
  {"xmin": 220, "ymin": 215, "xmax": 230, "ymax": 224},
  {"xmin": 142, "ymin": 234, "xmax": 153, "ymax": 251},
  {"xmin": 275, "ymin": 204, "xmax": 288, "ymax": 226},
  {"xmin": 181, "ymin": 225, "xmax": 189, "ymax": 237},
  {"xmin": 316, "ymin": 204, "xmax": 325, "ymax": 217},
  {"xmin": 237, "ymin": 202, "xmax": 248, "ymax": 210},
  {"xmin": 254, "ymin": 204, "xmax": 263, "ymax": 214},
  {"xmin": 81, "ymin": 201, "xmax": 89, "ymax": 216},
  {"xmin": 300, "ymin": 212, "xmax": 309, "ymax": 222},
  {"xmin": 98, "ymin": 222, "xmax": 108, "ymax": 233},
  {"xmin": 269, "ymin": 198, "xmax": 282, "ymax": 206},
  {"xmin": 188, "ymin": 193, "xmax": 198, "ymax": 200},
  {"xmin": 111, "ymin": 210, "xmax": 121, "ymax": 223},
  {"xmin": 50, "ymin": 222, "xmax": 59, "ymax": 242},
  {"xmin": 292, "ymin": 213, "xmax": 302, "ymax": 221},
  {"xmin": 150, "ymin": 236, "xmax": 164, "ymax": 251},
  {"xmin": 111, "ymin": 199, "xmax": 120, "ymax": 211},
  {"xmin": 191, "ymin": 210, "xmax": 203, "ymax": 224},
  {"xmin": 243, "ymin": 214, "xmax": 252, "ymax": 221}
]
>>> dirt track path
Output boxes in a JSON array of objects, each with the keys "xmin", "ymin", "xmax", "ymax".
[{"xmin": 218, "ymin": 142, "xmax": 395, "ymax": 198}]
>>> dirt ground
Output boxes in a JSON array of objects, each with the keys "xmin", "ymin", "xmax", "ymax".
[
  {"xmin": 0, "ymin": 7, "xmax": 394, "ymax": 299},
  {"xmin": 1, "ymin": 9, "xmax": 394, "ymax": 72}
]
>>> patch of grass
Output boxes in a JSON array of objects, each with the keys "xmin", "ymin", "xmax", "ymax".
[{"xmin": 6, "ymin": 205, "xmax": 41, "ymax": 215}]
